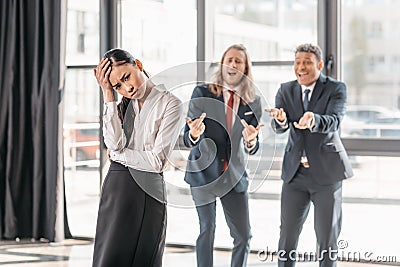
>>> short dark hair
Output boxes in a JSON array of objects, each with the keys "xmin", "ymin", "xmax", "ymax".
[{"xmin": 295, "ymin": 43, "xmax": 323, "ymax": 62}]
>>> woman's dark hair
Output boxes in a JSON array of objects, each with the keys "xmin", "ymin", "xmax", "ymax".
[{"xmin": 103, "ymin": 48, "xmax": 150, "ymax": 122}]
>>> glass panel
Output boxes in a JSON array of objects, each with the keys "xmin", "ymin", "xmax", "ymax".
[
  {"xmin": 66, "ymin": 0, "xmax": 100, "ymax": 66},
  {"xmin": 63, "ymin": 68, "xmax": 100, "ymax": 237},
  {"xmin": 341, "ymin": 0, "xmax": 400, "ymax": 139},
  {"xmin": 341, "ymin": 156, "xmax": 400, "ymax": 260},
  {"xmin": 342, "ymin": 2, "xmax": 400, "ymax": 261},
  {"xmin": 120, "ymin": 0, "xmax": 197, "ymax": 74},
  {"xmin": 209, "ymin": 0, "xmax": 318, "ymax": 61}
]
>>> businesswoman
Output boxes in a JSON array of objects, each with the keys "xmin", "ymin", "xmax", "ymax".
[
  {"xmin": 184, "ymin": 44, "xmax": 262, "ymax": 267},
  {"xmin": 92, "ymin": 48, "xmax": 183, "ymax": 267}
]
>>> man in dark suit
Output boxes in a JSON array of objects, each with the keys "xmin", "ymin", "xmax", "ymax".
[
  {"xmin": 183, "ymin": 44, "xmax": 262, "ymax": 267},
  {"xmin": 268, "ymin": 43, "xmax": 353, "ymax": 267}
]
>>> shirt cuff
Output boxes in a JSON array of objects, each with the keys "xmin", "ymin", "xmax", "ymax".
[
  {"xmin": 275, "ymin": 118, "xmax": 288, "ymax": 128},
  {"xmin": 244, "ymin": 139, "xmax": 257, "ymax": 151},
  {"xmin": 188, "ymin": 133, "xmax": 200, "ymax": 144},
  {"xmin": 245, "ymin": 142, "xmax": 256, "ymax": 152},
  {"xmin": 110, "ymin": 150, "xmax": 126, "ymax": 165}
]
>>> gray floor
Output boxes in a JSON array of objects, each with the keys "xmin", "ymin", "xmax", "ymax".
[
  {"xmin": 2, "ymin": 155, "xmax": 399, "ymax": 266},
  {"xmin": 64, "ymin": 157, "xmax": 400, "ymax": 265},
  {"xmin": 0, "ymin": 239, "xmax": 398, "ymax": 267},
  {"xmin": 1, "ymin": 195, "xmax": 398, "ymax": 267}
]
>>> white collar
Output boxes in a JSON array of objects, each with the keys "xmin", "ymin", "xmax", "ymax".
[
  {"xmin": 301, "ymin": 82, "xmax": 316, "ymax": 94},
  {"xmin": 223, "ymin": 82, "xmax": 241, "ymax": 93}
]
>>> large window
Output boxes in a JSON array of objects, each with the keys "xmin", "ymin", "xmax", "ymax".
[
  {"xmin": 66, "ymin": 0, "xmax": 100, "ymax": 65},
  {"xmin": 60, "ymin": 0, "xmax": 400, "ymax": 263},
  {"xmin": 341, "ymin": 0, "xmax": 400, "ymax": 139},
  {"xmin": 64, "ymin": 0, "xmax": 100, "ymax": 238},
  {"xmin": 209, "ymin": 0, "xmax": 317, "ymax": 61},
  {"xmin": 340, "ymin": 0, "xmax": 400, "ymax": 261},
  {"xmin": 120, "ymin": 0, "xmax": 197, "ymax": 74}
]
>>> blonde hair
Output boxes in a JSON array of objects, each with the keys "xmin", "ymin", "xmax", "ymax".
[{"xmin": 208, "ymin": 44, "xmax": 256, "ymax": 105}]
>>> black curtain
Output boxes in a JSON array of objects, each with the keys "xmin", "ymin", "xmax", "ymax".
[{"xmin": 0, "ymin": 0, "xmax": 71, "ymax": 241}]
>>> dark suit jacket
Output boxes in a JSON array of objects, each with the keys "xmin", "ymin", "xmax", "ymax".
[
  {"xmin": 184, "ymin": 84, "xmax": 262, "ymax": 192},
  {"xmin": 272, "ymin": 74, "xmax": 353, "ymax": 185}
]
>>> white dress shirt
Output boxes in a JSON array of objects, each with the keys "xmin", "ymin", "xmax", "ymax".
[
  {"xmin": 274, "ymin": 82, "xmax": 316, "ymax": 163},
  {"xmin": 103, "ymin": 84, "xmax": 183, "ymax": 173},
  {"xmin": 300, "ymin": 82, "xmax": 316, "ymax": 163},
  {"xmin": 275, "ymin": 82, "xmax": 316, "ymax": 127}
]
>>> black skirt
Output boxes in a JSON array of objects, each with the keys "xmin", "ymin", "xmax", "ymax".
[{"xmin": 92, "ymin": 161, "xmax": 166, "ymax": 267}]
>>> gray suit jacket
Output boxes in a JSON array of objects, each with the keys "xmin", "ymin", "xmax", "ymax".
[
  {"xmin": 272, "ymin": 74, "xmax": 353, "ymax": 185},
  {"xmin": 184, "ymin": 84, "xmax": 262, "ymax": 192}
]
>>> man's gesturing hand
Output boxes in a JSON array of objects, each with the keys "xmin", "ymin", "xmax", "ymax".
[
  {"xmin": 241, "ymin": 119, "xmax": 263, "ymax": 143},
  {"xmin": 186, "ymin": 113, "xmax": 206, "ymax": 140},
  {"xmin": 294, "ymin": 111, "xmax": 315, "ymax": 130},
  {"xmin": 266, "ymin": 108, "xmax": 287, "ymax": 122}
]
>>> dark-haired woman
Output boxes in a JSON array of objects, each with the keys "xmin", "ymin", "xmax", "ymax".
[{"xmin": 92, "ymin": 48, "xmax": 183, "ymax": 267}]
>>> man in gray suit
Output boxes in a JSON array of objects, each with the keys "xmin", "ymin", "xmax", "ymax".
[
  {"xmin": 184, "ymin": 44, "xmax": 262, "ymax": 267},
  {"xmin": 268, "ymin": 43, "xmax": 353, "ymax": 267}
]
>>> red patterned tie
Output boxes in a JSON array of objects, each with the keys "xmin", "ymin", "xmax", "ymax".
[
  {"xmin": 226, "ymin": 90, "xmax": 235, "ymax": 134},
  {"xmin": 223, "ymin": 90, "xmax": 235, "ymax": 171}
]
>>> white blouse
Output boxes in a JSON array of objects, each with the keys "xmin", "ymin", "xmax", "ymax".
[{"xmin": 103, "ymin": 84, "xmax": 183, "ymax": 173}]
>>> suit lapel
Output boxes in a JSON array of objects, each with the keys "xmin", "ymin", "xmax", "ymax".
[
  {"xmin": 231, "ymin": 102, "xmax": 246, "ymax": 137},
  {"xmin": 293, "ymin": 83, "xmax": 304, "ymax": 117},
  {"xmin": 215, "ymin": 94, "xmax": 227, "ymax": 130},
  {"xmin": 308, "ymin": 74, "xmax": 327, "ymax": 111}
]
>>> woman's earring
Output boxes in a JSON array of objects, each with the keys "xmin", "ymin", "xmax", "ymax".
[{"xmin": 135, "ymin": 59, "xmax": 143, "ymax": 71}]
